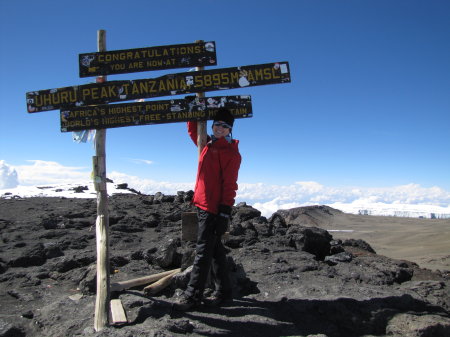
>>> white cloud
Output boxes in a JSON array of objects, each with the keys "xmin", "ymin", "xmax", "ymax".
[
  {"xmin": 128, "ymin": 158, "xmax": 154, "ymax": 165},
  {"xmin": 238, "ymin": 182, "xmax": 450, "ymax": 217},
  {"xmin": 252, "ymin": 197, "xmax": 305, "ymax": 219},
  {"xmin": 1, "ymin": 160, "xmax": 449, "ymax": 219},
  {"xmin": 328, "ymin": 201, "xmax": 450, "ymax": 219},
  {"xmin": 14, "ymin": 160, "xmax": 90, "ymax": 185},
  {"xmin": 237, "ymin": 181, "xmax": 450, "ymax": 206},
  {"xmin": 0, "ymin": 160, "xmax": 19, "ymax": 189},
  {"xmin": 108, "ymin": 171, "xmax": 193, "ymax": 194}
]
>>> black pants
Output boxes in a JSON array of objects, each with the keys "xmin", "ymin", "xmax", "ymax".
[{"xmin": 185, "ymin": 208, "xmax": 231, "ymax": 300}]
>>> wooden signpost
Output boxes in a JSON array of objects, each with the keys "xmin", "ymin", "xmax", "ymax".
[
  {"xmin": 60, "ymin": 95, "xmax": 252, "ymax": 132},
  {"xmin": 25, "ymin": 30, "xmax": 291, "ymax": 332},
  {"xmin": 194, "ymin": 39, "xmax": 208, "ymax": 158},
  {"xmin": 79, "ymin": 41, "xmax": 217, "ymax": 77},
  {"xmin": 26, "ymin": 61, "xmax": 290, "ymax": 113},
  {"xmin": 93, "ymin": 30, "xmax": 109, "ymax": 332}
]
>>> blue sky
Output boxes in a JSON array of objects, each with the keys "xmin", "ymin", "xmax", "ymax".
[{"xmin": 1, "ymin": 0, "xmax": 449, "ymax": 214}]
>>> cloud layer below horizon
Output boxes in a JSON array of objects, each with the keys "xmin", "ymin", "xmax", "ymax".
[{"xmin": 1, "ymin": 160, "xmax": 449, "ymax": 218}]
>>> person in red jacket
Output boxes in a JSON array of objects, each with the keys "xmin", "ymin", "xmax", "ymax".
[{"xmin": 174, "ymin": 108, "xmax": 241, "ymax": 311}]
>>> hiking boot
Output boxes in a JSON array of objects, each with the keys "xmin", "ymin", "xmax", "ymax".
[
  {"xmin": 203, "ymin": 292, "xmax": 232, "ymax": 307},
  {"xmin": 173, "ymin": 295, "xmax": 200, "ymax": 311}
]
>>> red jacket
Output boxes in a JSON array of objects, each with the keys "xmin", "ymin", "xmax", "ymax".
[{"xmin": 188, "ymin": 121, "xmax": 241, "ymax": 214}]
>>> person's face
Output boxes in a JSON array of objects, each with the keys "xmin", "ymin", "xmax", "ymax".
[{"xmin": 212, "ymin": 120, "xmax": 231, "ymax": 139}]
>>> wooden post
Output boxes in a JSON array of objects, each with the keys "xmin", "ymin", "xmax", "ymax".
[
  {"xmin": 94, "ymin": 29, "xmax": 110, "ymax": 332},
  {"xmin": 110, "ymin": 268, "xmax": 181, "ymax": 292},
  {"xmin": 143, "ymin": 268, "xmax": 182, "ymax": 295},
  {"xmin": 181, "ymin": 211, "xmax": 198, "ymax": 241},
  {"xmin": 195, "ymin": 40, "xmax": 207, "ymax": 156},
  {"xmin": 181, "ymin": 40, "xmax": 206, "ymax": 242}
]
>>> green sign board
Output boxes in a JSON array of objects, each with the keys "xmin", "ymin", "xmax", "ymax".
[
  {"xmin": 61, "ymin": 95, "xmax": 252, "ymax": 132},
  {"xmin": 79, "ymin": 41, "xmax": 217, "ymax": 77},
  {"xmin": 27, "ymin": 62, "xmax": 290, "ymax": 113}
]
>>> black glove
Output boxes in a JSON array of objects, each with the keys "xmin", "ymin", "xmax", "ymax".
[
  {"xmin": 215, "ymin": 215, "xmax": 229, "ymax": 236},
  {"xmin": 215, "ymin": 205, "xmax": 232, "ymax": 236}
]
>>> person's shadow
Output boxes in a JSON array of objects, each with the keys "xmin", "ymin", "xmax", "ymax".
[{"xmin": 143, "ymin": 294, "xmax": 448, "ymax": 337}]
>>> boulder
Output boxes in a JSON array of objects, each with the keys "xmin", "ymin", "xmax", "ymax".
[
  {"xmin": 286, "ymin": 226, "xmax": 332, "ymax": 260},
  {"xmin": 9, "ymin": 243, "xmax": 46, "ymax": 267},
  {"xmin": 386, "ymin": 313, "xmax": 450, "ymax": 337},
  {"xmin": 154, "ymin": 239, "xmax": 181, "ymax": 268},
  {"xmin": 0, "ymin": 320, "xmax": 25, "ymax": 337}
]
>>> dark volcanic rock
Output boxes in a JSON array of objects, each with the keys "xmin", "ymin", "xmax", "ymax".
[
  {"xmin": 233, "ymin": 202, "xmax": 262, "ymax": 222},
  {"xmin": 0, "ymin": 195, "xmax": 449, "ymax": 337},
  {"xmin": 43, "ymin": 242, "xmax": 64, "ymax": 259},
  {"xmin": 0, "ymin": 320, "xmax": 26, "ymax": 337},
  {"xmin": 78, "ymin": 264, "xmax": 97, "ymax": 295},
  {"xmin": 325, "ymin": 251, "xmax": 353, "ymax": 265},
  {"xmin": 153, "ymin": 238, "xmax": 181, "ymax": 268},
  {"xmin": 9, "ymin": 243, "xmax": 47, "ymax": 267},
  {"xmin": 71, "ymin": 185, "xmax": 88, "ymax": 193},
  {"xmin": 272, "ymin": 205, "xmax": 342, "ymax": 227},
  {"xmin": 286, "ymin": 226, "xmax": 332, "ymax": 260},
  {"xmin": 342, "ymin": 238, "xmax": 377, "ymax": 253}
]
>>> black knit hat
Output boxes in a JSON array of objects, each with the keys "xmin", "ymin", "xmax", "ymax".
[{"xmin": 213, "ymin": 108, "xmax": 235, "ymax": 127}]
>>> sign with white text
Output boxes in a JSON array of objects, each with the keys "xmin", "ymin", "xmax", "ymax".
[
  {"xmin": 79, "ymin": 41, "xmax": 217, "ymax": 77},
  {"xmin": 27, "ymin": 62, "xmax": 290, "ymax": 113},
  {"xmin": 60, "ymin": 95, "xmax": 252, "ymax": 132}
]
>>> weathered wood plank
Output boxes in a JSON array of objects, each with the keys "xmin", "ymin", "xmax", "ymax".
[
  {"xmin": 110, "ymin": 299, "xmax": 127, "ymax": 325},
  {"xmin": 143, "ymin": 269, "xmax": 181, "ymax": 295},
  {"xmin": 111, "ymin": 269, "xmax": 181, "ymax": 292}
]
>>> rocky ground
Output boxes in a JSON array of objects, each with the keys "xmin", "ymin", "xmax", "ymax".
[{"xmin": 0, "ymin": 188, "xmax": 449, "ymax": 337}]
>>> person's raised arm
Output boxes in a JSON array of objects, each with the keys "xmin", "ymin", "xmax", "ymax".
[{"xmin": 187, "ymin": 121, "xmax": 198, "ymax": 146}]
